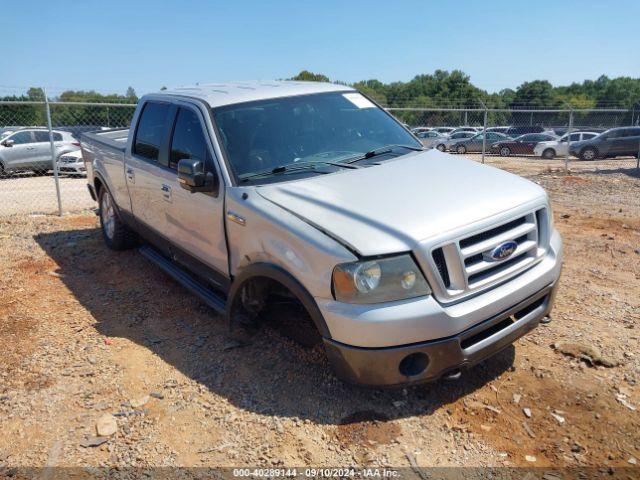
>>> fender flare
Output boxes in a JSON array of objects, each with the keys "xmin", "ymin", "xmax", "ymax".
[{"xmin": 227, "ymin": 262, "xmax": 331, "ymax": 339}]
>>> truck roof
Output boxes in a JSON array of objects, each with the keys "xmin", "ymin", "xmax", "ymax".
[{"xmin": 158, "ymin": 81, "xmax": 355, "ymax": 108}]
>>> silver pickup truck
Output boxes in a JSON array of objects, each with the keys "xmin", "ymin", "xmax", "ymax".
[{"xmin": 81, "ymin": 81, "xmax": 562, "ymax": 387}]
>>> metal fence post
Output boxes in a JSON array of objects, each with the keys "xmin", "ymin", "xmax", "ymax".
[
  {"xmin": 479, "ymin": 101, "xmax": 488, "ymax": 164},
  {"xmin": 44, "ymin": 89, "xmax": 63, "ymax": 216},
  {"xmin": 564, "ymin": 108, "xmax": 573, "ymax": 174}
]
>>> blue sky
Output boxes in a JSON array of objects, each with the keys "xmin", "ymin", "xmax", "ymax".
[{"xmin": 2, "ymin": 0, "xmax": 639, "ymax": 96}]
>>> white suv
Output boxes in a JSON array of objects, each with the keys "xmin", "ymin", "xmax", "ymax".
[{"xmin": 534, "ymin": 131, "xmax": 599, "ymax": 159}]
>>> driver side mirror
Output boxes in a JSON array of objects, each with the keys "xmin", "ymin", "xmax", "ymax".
[
  {"xmin": 2, "ymin": 139, "xmax": 14, "ymax": 147},
  {"xmin": 177, "ymin": 158, "xmax": 219, "ymax": 195}
]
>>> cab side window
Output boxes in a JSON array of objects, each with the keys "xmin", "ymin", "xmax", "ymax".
[
  {"xmin": 34, "ymin": 131, "xmax": 52, "ymax": 142},
  {"xmin": 10, "ymin": 131, "xmax": 33, "ymax": 145},
  {"xmin": 134, "ymin": 102, "xmax": 171, "ymax": 161},
  {"xmin": 169, "ymin": 108, "xmax": 208, "ymax": 169}
]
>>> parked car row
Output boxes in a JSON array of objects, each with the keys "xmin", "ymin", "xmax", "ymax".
[{"xmin": 410, "ymin": 124, "xmax": 640, "ymax": 160}]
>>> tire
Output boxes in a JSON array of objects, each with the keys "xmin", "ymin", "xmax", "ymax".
[
  {"xmin": 542, "ymin": 148, "xmax": 556, "ymax": 159},
  {"xmin": 436, "ymin": 144, "xmax": 446, "ymax": 152},
  {"xmin": 98, "ymin": 186, "xmax": 137, "ymax": 250},
  {"xmin": 500, "ymin": 146, "xmax": 511, "ymax": 156},
  {"xmin": 580, "ymin": 147, "xmax": 597, "ymax": 161},
  {"xmin": 456, "ymin": 144, "xmax": 467, "ymax": 154}
]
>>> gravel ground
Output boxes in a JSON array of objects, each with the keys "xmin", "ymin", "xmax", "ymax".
[
  {"xmin": 0, "ymin": 156, "xmax": 638, "ymax": 471},
  {"xmin": 0, "ymin": 173, "xmax": 92, "ymax": 216}
]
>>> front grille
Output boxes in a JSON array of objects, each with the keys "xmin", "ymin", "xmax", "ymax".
[
  {"xmin": 429, "ymin": 208, "xmax": 548, "ymax": 301},
  {"xmin": 432, "ymin": 248, "xmax": 450, "ymax": 288},
  {"xmin": 459, "ymin": 216, "xmax": 527, "ymax": 249}
]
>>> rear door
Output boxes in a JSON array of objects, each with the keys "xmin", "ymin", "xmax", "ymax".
[
  {"xmin": 517, "ymin": 134, "xmax": 538, "ymax": 154},
  {"xmin": 605, "ymin": 129, "xmax": 626, "ymax": 156},
  {"xmin": 125, "ymin": 100, "xmax": 174, "ymax": 238},
  {"xmin": 33, "ymin": 131, "xmax": 57, "ymax": 170}
]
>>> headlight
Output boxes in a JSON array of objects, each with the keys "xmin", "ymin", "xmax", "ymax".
[{"xmin": 332, "ymin": 254, "xmax": 431, "ymax": 304}]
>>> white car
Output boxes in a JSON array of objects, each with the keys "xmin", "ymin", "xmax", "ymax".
[
  {"xmin": 533, "ymin": 131, "xmax": 599, "ymax": 159},
  {"xmin": 57, "ymin": 149, "xmax": 86, "ymax": 176}
]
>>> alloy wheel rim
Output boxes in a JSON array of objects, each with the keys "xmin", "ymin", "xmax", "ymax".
[{"xmin": 101, "ymin": 193, "xmax": 115, "ymax": 239}]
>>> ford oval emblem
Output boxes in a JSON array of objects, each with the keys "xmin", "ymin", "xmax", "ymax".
[{"xmin": 487, "ymin": 240, "xmax": 518, "ymax": 261}]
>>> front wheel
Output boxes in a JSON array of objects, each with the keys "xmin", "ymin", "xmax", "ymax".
[
  {"xmin": 580, "ymin": 147, "xmax": 597, "ymax": 161},
  {"xmin": 500, "ymin": 146, "xmax": 511, "ymax": 156},
  {"xmin": 99, "ymin": 187, "xmax": 137, "ymax": 250},
  {"xmin": 436, "ymin": 144, "xmax": 446, "ymax": 152},
  {"xmin": 456, "ymin": 144, "xmax": 467, "ymax": 154},
  {"xmin": 542, "ymin": 148, "xmax": 556, "ymax": 159}
]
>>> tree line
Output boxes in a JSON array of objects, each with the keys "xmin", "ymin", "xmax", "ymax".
[
  {"xmin": 2, "ymin": 72, "xmax": 639, "ymax": 129},
  {"xmin": 292, "ymin": 70, "xmax": 640, "ymax": 127}
]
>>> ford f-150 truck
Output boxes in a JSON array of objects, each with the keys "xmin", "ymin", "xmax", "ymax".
[{"xmin": 81, "ymin": 81, "xmax": 562, "ymax": 387}]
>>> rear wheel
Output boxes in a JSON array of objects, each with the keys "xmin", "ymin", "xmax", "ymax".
[
  {"xmin": 99, "ymin": 187, "xmax": 137, "ymax": 250},
  {"xmin": 542, "ymin": 148, "xmax": 556, "ymax": 159},
  {"xmin": 456, "ymin": 144, "xmax": 467, "ymax": 154},
  {"xmin": 580, "ymin": 147, "xmax": 597, "ymax": 161},
  {"xmin": 500, "ymin": 146, "xmax": 511, "ymax": 156}
]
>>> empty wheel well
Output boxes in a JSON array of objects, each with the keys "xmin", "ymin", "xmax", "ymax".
[
  {"xmin": 228, "ymin": 276, "xmax": 322, "ymax": 347},
  {"xmin": 94, "ymin": 177, "xmax": 104, "ymax": 196},
  {"xmin": 227, "ymin": 266, "xmax": 330, "ymax": 345}
]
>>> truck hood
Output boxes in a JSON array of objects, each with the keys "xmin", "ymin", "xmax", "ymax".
[{"xmin": 256, "ymin": 150, "xmax": 547, "ymax": 256}]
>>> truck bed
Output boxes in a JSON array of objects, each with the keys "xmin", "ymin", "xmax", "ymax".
[{"xmin": 81, "ymin": 128, "xmax": 129, "ymax": 153}]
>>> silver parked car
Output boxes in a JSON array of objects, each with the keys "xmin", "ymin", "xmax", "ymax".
[
  {"xmin": 0, "ymin": 128, "xmax": 79, "ymax": 175},
  {"xmin": 434, "ymin": 131, "xmax": 476, "ymax": 152},
  {"xmin": 81, "ymin": 82, "xmax": 562, "ymax": 387},
  {"xmin": 452, "ymin": 132, "xmax": 510, "ymax": 154},
  {"xmin": 415, "ymin": 129, "xmax": 446, "ymax": 148}
]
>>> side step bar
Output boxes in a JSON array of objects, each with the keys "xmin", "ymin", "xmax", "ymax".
[{"xmin": 139, "ymin": 245, "xmax": 227, "ymax": 315}]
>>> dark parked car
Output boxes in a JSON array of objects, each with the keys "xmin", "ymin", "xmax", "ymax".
[
  {"xmin": 490, "ymin": 133, "xmax": 558, "ymax": 156},
  {"xmin": 504, "ymin": 125, "xmax": 548, "ymax": 137},
  {"xmin": 569, "ymin": 127, "xmax": 640, "ymax": 160}
]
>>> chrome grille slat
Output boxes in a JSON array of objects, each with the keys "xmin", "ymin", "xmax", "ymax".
[
  {"xmin": 428, "ymin": 208, "xmax": 548, "ymax": 302},
  {"xmin": 465, "ymin": 240, "xmax": 537, "ymax": 276},
  {"xmin": 460, "ymin": 222, "xmax": 537, "ymax": 258}
]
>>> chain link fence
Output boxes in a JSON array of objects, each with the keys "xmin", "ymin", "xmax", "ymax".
[
  {"xmin": 388, "ymin": 107, "xmax": 640, "ymax": 169},
  {"xmin": 1, "ymin": 97, "xmax": 639, "ymax": 217},
  {"xmin": 0, "ymin": 99, "xmax": 136, "ymax": 216}
]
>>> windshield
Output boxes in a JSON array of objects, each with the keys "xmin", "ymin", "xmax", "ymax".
[{"xmin": 212, "ymin": 92, "xmax": 421, "ymax": 179}]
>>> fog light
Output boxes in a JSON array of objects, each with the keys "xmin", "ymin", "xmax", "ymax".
[{"xmin": 399, "ymin": 352, "xmax": 429, "ymax": 377}]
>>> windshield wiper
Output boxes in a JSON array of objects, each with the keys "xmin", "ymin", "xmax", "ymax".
[
  {"xmin": 343, "ymin": 144, "xmax": 423, "ymax": 164},
  {"xmin": 238, "ymin": 160, "xmax": 353, "ymax": 182}
]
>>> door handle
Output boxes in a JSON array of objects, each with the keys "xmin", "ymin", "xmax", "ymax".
[
  {"xmin": 126, "ymin": 167, "xmax": 135, "ymax": 183},
  {"xmin": 161, "ymin": 183, "xmax": 172, "ymax": 201},
  {"xmin": 26, "ymin": 146, "xmax": 36, "ymax": 150}
]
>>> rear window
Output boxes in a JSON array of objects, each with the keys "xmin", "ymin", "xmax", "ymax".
[{"xmin": 134, "ymin": 102, "xmax": 172, "ymax": 161}]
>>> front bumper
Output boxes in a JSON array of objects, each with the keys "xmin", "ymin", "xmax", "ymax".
[{"xmin": 324, "ymin": 279, "xmax": 559, "ymax": 387}]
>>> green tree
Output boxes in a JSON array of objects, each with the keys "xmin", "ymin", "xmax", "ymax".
[{"xmin": 290, "ymin": 70, "xmax": 330, "ymax": 82}]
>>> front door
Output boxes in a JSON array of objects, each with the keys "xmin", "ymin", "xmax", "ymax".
[
  {"xmin": 2, "ymin": 131, "xmax": 36, "ymax": 170},
  {"xmin": 162, "ymin": 104, "xmax": 229, "ymax": 289}
]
